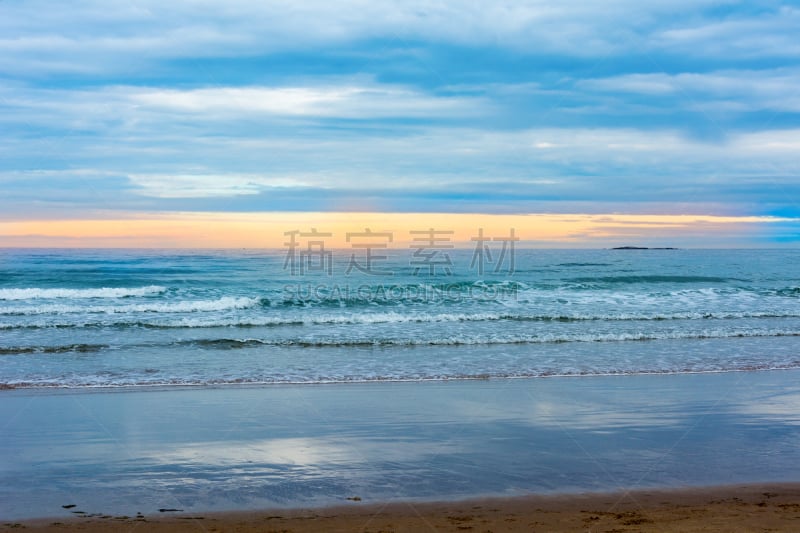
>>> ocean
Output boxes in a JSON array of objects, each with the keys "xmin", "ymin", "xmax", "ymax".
[{"xmin": 1, "ymin": 248, "xmax": 799, "ymax": 389}]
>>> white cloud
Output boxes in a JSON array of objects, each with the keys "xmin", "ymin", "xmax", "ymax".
[
  {"xmin": 4, "ymin": 124, "xmax": 800, "ymax": 189},
  {"xmin": 0, "ymin": 0, "xmax": 771, "ymax": 77},
  {"xmin": 132, "ymin": 85, "xmax": 482, "ymax": 118},
  {"xmin": 0, "ymin": 82, "xmax": 486, "ymax": 129},
  {"xmin": 580, "ymin": 74, "xmax": 679, "ymax": 95},
  {"xmin": 581, "ymin": 68, "xmax": 800, "ymax": 112},
  {"xmin": 127, "ymin": 174, "xmax": 316, "ymax": 198},
  {"xmin": 655, "ymin": 6, "xmax": 800, "ymax": 58}
]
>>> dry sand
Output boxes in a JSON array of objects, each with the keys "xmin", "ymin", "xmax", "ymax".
[{"xmin": 5, "ymin": 483, "xmax": 800, "ymax": 532}]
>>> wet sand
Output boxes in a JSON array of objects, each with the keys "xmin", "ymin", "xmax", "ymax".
[
  {"xmin": 3, "ymin": 371, "xmax": 800, "ymax": 525},
  {"xmin": 6, "ymin": 484, "xmax": 800, "ymax": 532}
]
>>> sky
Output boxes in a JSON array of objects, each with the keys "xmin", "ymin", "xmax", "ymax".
[{"xmin": 1, "ymin": 0, "xmax": 799, "ymax": 246}]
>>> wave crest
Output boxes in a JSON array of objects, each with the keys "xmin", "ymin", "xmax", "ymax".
[{"xmin": 0, "ymin": 286, "xmax": 167, "ymax": 300}]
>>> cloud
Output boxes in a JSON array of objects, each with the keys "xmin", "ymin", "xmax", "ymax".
[
  {"xmin": 0, "ymin": 82, "xmax": 486, "ymax": 133},
  {"xmin": 128, "ymin": 173, "xmax": 315, "ymax": 198},
  {"xmin": 655, "ymin": 6, "xmax": 800, "ymax": 58},
  {"xmin": 132, "ymin": 85, "xmax": 483, "ymax": 118},
  {"xmin": 2, "ymin": 126, "xmax": 799, "ymax": 214},
  {"xmin": 581, "ymin": 68, "xmax": 800, "ymax": 112},
  {"xmin": 1, "ymin": 0, "xmax": 792, "ymax": 78}
]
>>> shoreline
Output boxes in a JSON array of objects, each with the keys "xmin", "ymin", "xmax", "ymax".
[
  {"xmin": 7, "ymin": 483, "xmax": 800, "ymax": 532},
  {"xmin": 4, "ymin": 364, "xmax": 800, "ymax": 392}
]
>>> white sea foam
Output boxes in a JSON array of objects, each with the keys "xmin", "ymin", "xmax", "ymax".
[
  {"xmin": 181, "ymin": 328, "xmax": 800, "ymax": 347},
  {"xmin": 0, "ymin": 286, "xmax": 167, "ymax": 300},
  {"xmin": 2, "ymin": 308, "xmax": 800, "ymax": 326},
  {"xmin": 0, "ymin": 296, "xmax": 259, "ymax": 316},
  {"xmin": 6, "ymin": 364, "xmax": 800, "ymax": 389}
]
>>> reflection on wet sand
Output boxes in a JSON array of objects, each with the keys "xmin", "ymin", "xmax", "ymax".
[{"xmin": 2, "ymin": 370, "xmax": 800, "ymax": 520}]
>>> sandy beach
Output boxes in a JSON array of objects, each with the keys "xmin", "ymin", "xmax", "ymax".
[
  {"xmin": 3, "ymin": 371, "xmax": 800, "ymax": 530},
  {"xmin": 5, "ymin": 484, "xmax": 800, "ymax": 532}
]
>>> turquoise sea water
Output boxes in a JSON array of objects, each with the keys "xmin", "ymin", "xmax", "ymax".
[{"xmin": 1, "ymin": 248, "xmax": 798, "ymax": 388}]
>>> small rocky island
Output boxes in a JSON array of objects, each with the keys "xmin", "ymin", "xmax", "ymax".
[{"xmin": 611, "ymin": 246, "xmax": 678, "ymax": 250}]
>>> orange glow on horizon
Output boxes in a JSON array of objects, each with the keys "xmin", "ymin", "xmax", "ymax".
[{"xmin": 0, "ymin": 212, "xmax": 783, "ymax": 248}]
